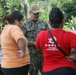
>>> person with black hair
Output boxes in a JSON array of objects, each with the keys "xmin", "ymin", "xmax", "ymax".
[
  {"xmin": 1, "ymin": 10, "xmax": 30, "ymax": 75},
  {"xmin": 35, "ymin": 7, "xmax": 76, "ymax": 75}
]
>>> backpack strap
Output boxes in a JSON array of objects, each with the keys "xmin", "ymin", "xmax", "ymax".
[{"xmin": 48, "ymin": 29, "xmax": 67, "ymax": 56}]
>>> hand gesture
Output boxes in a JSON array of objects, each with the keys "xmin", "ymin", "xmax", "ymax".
[{"xmin": 16, "ymin": 50, "xmax": 25, "ymax": 57}]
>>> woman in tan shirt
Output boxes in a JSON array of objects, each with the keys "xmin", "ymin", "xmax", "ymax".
[
  {"xmin": 1, "ymin": 10, "xmax": 30, "ymax": 75},
  {"xmin": 0, "ymin": 26, "xmax": 4, "ymax": 75}
]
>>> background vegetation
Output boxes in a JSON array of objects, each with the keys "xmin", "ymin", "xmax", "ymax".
[{"xmin": 0, "ymin": 0, "xmax": 76, "ymax": 30}]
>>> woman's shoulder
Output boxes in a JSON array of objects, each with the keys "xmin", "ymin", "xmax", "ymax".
[
  {"xmin": 64, "ymin": 30, "xmax": 76, "ymax": 40},
  {"xmin": 67, "ymin": 30, "xmax": 76, "ymax": 34},
  {"xmin": 11, "ymin": 25, "xmax": 21, "ymax": 30},
  {"xmin": 7, "ymin": 25, "xmax": 22, "ymax": 34},
  {"xmin": 65, "ymin": 30, "xmax": 76, "ymax": 35},
  {"xmin": 4, "ymin": 24, "xmax": 19, "ymax": 29},
  {"xmin": 38, "ymin": 30, "xmax": 47, "ymax": 35}
]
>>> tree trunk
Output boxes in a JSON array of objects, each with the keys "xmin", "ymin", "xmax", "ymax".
[{"xmin": 24, "ymin": 0, "xmax": 28, "ymax": 19}]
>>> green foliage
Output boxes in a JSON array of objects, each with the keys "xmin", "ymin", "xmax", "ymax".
[
  {"xmin": 0, "ymin": 0, "xmax": 24, "ymax": 15},
  {"xmin": 63, "ymin": 16, "xmax": 76, "ymax": 30},
  {"xmin": 0, "ymin": 4, "xmax": 3, "ymax": 18},
  {"xmin": 62, "ymin": 0, "xmax": 76, "ymax": 20},
  {"xmin": 5, "ymin": 0, "xmax": 24, "ymax": 13},
  {"xmin": 0, "ymin": 0, "xmax": 25, "ymax": 24},
  {"xmin": 38, "ymin": 1, "xmax": 51, "ymax": 23},
  {"xmin": 0, "ymin": 0, "xmax": 76, "ymax": 30}
]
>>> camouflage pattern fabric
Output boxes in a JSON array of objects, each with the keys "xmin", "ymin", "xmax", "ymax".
[{"xmin": 22, "ymin": 18, "xmax": 49, "ymax": 75}]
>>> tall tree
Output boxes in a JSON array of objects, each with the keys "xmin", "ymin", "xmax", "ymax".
[{"xmin": 24, "ymin": 0, "xmax": 29, "ymax": 19}]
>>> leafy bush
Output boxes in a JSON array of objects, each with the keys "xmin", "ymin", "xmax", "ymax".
[{"xmin": 63, "ymin": 16, "xmax": 76, "ymax": 30}]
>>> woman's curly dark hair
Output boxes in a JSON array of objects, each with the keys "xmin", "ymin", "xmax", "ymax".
[{"xmin": 49, "ymin": 7, "xmax": 64, "ymax": 28}]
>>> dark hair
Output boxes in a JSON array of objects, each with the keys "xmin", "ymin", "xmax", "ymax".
[
  {"xmin": 2, "ymin": 10, "xmax": 23, "ymax": 24},
  {"xmin": 49, "ymin": 7, "xmax": 64, "ymax": 28},
  {"xmin": 2, "ymin": 15, "xmax": 9, "ymax": 24}
]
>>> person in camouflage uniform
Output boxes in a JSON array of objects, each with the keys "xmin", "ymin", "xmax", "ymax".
[{"xmin": 22, "ymin": 4, "xmax": 49, "ymax": 75}]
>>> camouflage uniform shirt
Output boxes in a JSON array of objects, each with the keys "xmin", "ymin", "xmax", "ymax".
[{"xmin": 22, "ymin": 18, "xmax": 49, "ymax": 54}]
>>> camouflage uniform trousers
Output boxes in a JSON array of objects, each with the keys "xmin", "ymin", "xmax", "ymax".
[{"xmin": 29, "ymin": 50, "xmax": 43, "ymax": 75}]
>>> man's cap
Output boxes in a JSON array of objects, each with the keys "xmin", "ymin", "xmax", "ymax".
[{"xmin": 30, "ymin": 4, "xmax": 40, "ymax": 14}]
